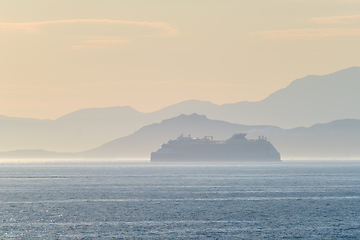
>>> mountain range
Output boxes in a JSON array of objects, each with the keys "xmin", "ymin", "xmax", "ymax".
[
  {"xmin": 1, "ymin": 66, "xmax": 359, "ymax": 153},
  {"xmin": 1, "ymin": 113, "xmax": 359, "ymax": 160},
  {"xmin": 82, "ymin": 114, "xmax": 360, "ymax": 160}
]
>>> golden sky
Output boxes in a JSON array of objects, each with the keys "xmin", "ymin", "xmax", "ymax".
[{"xmin": 1, "ymin": 0, "xmax": 360, "ymax": 119}]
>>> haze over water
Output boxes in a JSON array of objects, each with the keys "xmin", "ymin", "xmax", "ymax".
[{"xmin": 1, "ymin": 161, "xmax": 360, "ymax": 239}]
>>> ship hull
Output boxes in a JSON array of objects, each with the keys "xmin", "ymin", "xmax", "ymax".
[{"xmin": 151, "ymin": 152, "xmax": 281, "ymax": 163}]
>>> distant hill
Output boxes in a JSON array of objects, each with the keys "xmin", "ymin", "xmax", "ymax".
[
  {"xmin": 1, "ymin": 114, "xmax": 359, "ymax": 160},
  {"xmin": 83, "ymin": 114, "xmax": 360, "ymax": 160},
  {"xmin": 1, "ymin": 67, "xmax": 359, "ymax": 152},
  {"xmin": 151, "ymin": 66, "xmax": 360, "ymax": 128},
  {"xmin": 82, "ymin": 113, "xmax": 283, "ymax": 159},
  {"xmin": 0, "ymin": 106, "xmax": 152, "ymax": 152},
  {"xmin": 217, "ymin": 66, "xmax": 360, "ymax": 128}
]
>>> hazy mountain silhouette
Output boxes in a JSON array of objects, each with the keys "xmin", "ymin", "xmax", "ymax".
[
  {"xmin": 1, "ymin": 114, "xmax": 359, "ymax": 160},
  {"xmin": 82, "ymin": 114, "xmax": 360, "ymax": 160},
  {"xmin": 149, "ymin": 66, "xmax": 360, "ymax": 128},
  {"xmin": 279, "ymin": 118, "xmax": 360, "ymax": 159},
  {"xmin": 219, "ymin": 66, "xmax": 360, "ymax": 128},
  {"xmin": 0, "ymin": 107, "xmax": 151, "ymax": 152},
  {"xmin": 82, "ymin": 113, "xmax": 283, "ymax": 159},
  {"xmin": 1, "ymin": 67, "xmax": 359, "ymax": 152}
]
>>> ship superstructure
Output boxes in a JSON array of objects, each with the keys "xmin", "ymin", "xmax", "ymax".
[{"xmin": 151, "ymin": 133, "xmax": 281, "ymax": 162}]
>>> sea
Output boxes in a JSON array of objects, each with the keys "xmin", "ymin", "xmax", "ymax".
[{"xmin": 1, "ymin": 161, "xmax": 360, "ymax": 239}]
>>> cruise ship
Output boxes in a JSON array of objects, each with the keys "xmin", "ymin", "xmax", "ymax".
[{"xmin": 151, "ymin": 133, "xmax": 281, "ymax": 162}]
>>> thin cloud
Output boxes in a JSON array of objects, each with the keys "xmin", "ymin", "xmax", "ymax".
[
  {"xmin": 0, "ymin": 19, "xmax": 179, "ymax": 49},
  {"xmin": 255, "ymin": 28, "xmax": 360, "ymax": 39},
  {"xmin": 311, "ymin": 15, "xmax": 360, "ymax": 24},
  {"xmin": 0, "ymin": 19, "xmax": 180, "ymax": 37}
]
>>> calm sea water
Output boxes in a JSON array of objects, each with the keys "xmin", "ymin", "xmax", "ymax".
[{"xmin": 1, "ymin": 161, "xmax": 360, "ymax": 239}]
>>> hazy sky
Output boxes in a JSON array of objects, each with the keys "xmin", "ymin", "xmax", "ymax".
[{"xmin": 1, "ymin": 0, "xmax": 360, "ymax": 119}]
